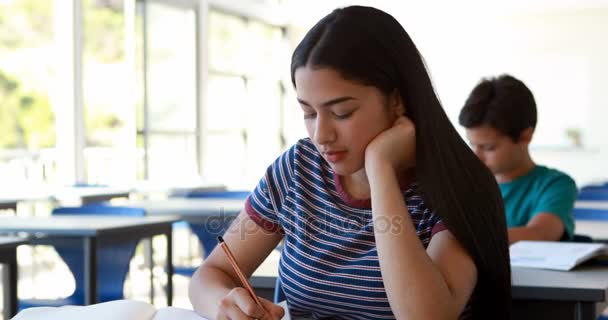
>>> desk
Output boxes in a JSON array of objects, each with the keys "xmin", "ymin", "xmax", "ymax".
[
  {"xmin": 130, "ymin": 181, "xmax": 225, "ymax": 199},
  {"xmin": 121, "ymin": 198, "xmax": 245, "ymax": 280},
  {"xmin": 0, "ymin": 186, "xmax": 130, "ymax": 208},
  {"xmin": 0, "ymin": 237, "xmax": 27, "ymax": 319},
  {"xmin": 53, "ymin": 186, "xmax": 131, "ymax": 205},
  {"xmin": 0, "ymin": 215, "xmax": 177, "ymax": 306},
  {"xmin": 124, "ymin": 198, "xmax": 244, "ymax": 223},
  {"xmin": 575, "ymin": 221, "xmax": 608, "ymax": 241},
  {"xmin": 512, "ymin": 265, "xmax": 608, "ymax": 320},
  {"xmin": 249, "ymin": 256, "xmax": 608, "ymax": 319}
]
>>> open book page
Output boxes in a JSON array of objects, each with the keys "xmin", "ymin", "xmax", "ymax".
[
  {"xmin": 11, "ymin": 300, "xmax": 158, "ymax": 320},
  {"xmin": 510, "ymin": 241, "xmax": 608, "ymax": 271},
  {"xmin": 153, "ymin": 301, "xmax": 293, "ymax": 320},
  {"xmin": 154, "ymin": 307, "xmax": 211, "ymax": 320}
]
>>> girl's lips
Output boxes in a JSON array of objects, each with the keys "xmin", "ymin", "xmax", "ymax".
[{"xmin": 324, "ymin": 151, "xmax": 347, "ymax": 163}]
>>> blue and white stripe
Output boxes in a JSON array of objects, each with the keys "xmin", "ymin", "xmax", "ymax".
[{"xmin": 247, "ymin": 138, "xmax": 447, "ymax": 319}]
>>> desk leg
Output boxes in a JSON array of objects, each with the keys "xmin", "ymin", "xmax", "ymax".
[
  {"xmin": 144, "ymin": 239, "xmax": 154, "ymax": 305},
  {"xmin": 2, "ymin": 249, "xmax": 18, "ymax": 319},
  {"xmin": 575, "ymin": 301, "xmax": 596, "ymax": 320},
  {"xmin": 166, "ymin": 231, "xmax": 173, "ymax": 306},
  {"xmin": 84, "ymin": 237, "xmax": 98, "ymax": 305}
]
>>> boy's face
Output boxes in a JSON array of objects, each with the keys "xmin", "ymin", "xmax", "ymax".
[{"xmin": 465, "ymin": 125, "xmax": 529, "ymax": 177}]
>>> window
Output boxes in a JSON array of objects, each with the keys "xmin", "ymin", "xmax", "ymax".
[
  {"xmin": 0, "ymin": 0, "xmax": 56, "ymax": 184},
  {"xmin": 136, "ymin": 0, "xmax": 199, "ymax": 182},
  {"xmin": 204, "ymin": 9, "xmax": 288, "ymax": 188},
  {"xmin": 82, "ymin": 0, "xmax": 136, "ymax": 184}
]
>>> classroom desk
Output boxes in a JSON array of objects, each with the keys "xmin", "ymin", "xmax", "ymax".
[
  {"xmin": 130, "ymin": 181, "xmax": 226, "ymax": 198},
  {"xmin": 248, "ymin": 256, "xmax": 608, "ymax": 319},
  {"xmin": 0, "ymin": 215, "xmax": 177, "ymax": 306},
  {"xmin": 512, "ymin": 265, "xmax": 608, "ymax": 320},
  {"xmin": 575, "ymin": 220, "xmax": 608, "ymax": 241},
  {"xmin": 54, "ymin": 186, "xmax": 131, "ymax": 205},
  {"xmin": 119, "ymin": 198, "xmax": 245, "ymax": 285},
  {"xmin": 1, "ymin": 186, "xmax": 130, "ymax": 208},
  {"xmin": 0, "ymin": 189, "xmax": 52, "ymax": 212},
  {"xmin": 0, "ymin": 237, "xmax": 27, "ymax": 319},
  {"xmin": 123, "ymin": 198, "xmax": 244, "ymax": 223}
]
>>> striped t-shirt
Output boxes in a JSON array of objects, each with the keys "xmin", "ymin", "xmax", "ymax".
[{"xmin": 246, "ymin": 138, "xmax": 447, "ymax": 319}]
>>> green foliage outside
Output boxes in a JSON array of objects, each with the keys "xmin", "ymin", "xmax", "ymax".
[
  {"xmin": 83, "ymin": 0, "xmax": 125, "ymax": 63},
  {"xmin": 0, "ymin": 69, "xmax": 54, "ymax": 149},
  {"xmin": 0, "ymin": 0, "xmax": 125, "ymax": 149}
]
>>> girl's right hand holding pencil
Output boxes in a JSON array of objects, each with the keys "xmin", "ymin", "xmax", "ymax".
[{"xmin": 216, "ymin": 288, "xmax": 285, "ymax": 320}]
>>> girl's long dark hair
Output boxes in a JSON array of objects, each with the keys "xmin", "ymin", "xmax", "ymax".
[{"xmin": 290, "ymin": 6, "xmax": 511, "ymax": 319}]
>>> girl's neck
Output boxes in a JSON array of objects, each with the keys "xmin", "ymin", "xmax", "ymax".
[
  {"xmin": 340, "ymin": 167, "xmax": 415, "ymax": 200},
  {"xmin": 341, "ymin": 169, "xmax": 371, "ymax": 200}
]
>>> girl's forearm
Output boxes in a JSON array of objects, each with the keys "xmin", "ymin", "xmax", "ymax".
[
  {"xmin": 368, "ymin": 162, "xmax": 458, "ymax": 319},
  {"xmin": 189, "ymin": 265, "xmax": 237, "ymax": 319}
]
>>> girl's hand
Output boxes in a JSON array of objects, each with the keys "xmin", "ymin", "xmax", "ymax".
[
  {"xmin": 365, "ymin": 116, "xmax": 416, "ymax": 173},
  {"xmin": 216, "ymin": 287, "xmax": 285, "ymax": 320}
]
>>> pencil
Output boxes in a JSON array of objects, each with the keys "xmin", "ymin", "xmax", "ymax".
[{"xmin": 217, "ymin": 236, "xmax": 266, "ymax": 311}]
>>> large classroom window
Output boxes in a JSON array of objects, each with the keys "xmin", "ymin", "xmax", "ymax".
[
  {"xmin": 82, "ymin": 0, "xmax": 136, "ymax": 184},
  {"xmin": 135, "ymin": 0, "xmax": 199, "ymax": 182},
  {"xmin": 0, "ymin": 0, "xmax": 57, "ymax": 185},
  {"xmin": 0, "ymin": 0, "xmax": 294, "ymax": 187},
  {"xmin": 204, "ymin": 9, "xmax": 289, "ymax": 188}
]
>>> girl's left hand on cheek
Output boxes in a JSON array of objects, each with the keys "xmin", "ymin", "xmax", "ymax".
[{"xmin": 365, "ymin": 116, "xmax": 416, "ymax": 172}]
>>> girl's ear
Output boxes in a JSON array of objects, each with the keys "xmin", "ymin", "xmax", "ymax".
[{"xmin": 390, "ymin": 89, "xmax": 406, "ymax": 116}]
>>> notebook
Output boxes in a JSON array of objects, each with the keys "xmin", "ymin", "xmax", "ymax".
[{"xmin": 510, "ymin": 240, "xmax": 608, "ymax": 271}]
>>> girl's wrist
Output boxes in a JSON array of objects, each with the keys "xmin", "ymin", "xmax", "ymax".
[{"xmin": 365, "ymin": 156, "xmax": 397, "ymax": 181}]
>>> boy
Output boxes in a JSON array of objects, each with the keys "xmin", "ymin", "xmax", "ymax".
[{"xmin": 459, "ymin": 74, "xmax": 577, "ymax": 244}]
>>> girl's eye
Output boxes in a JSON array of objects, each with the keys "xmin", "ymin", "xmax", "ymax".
[
  {"xmin": 303, "ymin": 113, "xmax": 316, "ymax": 120},
  {"xmin": 333, "ymin": 112, "xmax": 353, "ymax": 119}
]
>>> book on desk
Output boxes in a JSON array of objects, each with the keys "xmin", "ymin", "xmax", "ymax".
[{"xmin": 510, "ymin": 240, "xmax": 608, "ymax": 271}]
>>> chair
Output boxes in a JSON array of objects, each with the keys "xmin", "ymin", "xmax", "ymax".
[
  {"xmin": 577, "ymin": 188, "xmax": 608, "ymax": 201},
  {"xmin": 573, "ymin": 208, "xmax": 608, "ymax": 221},
  {"xmin": 172, "ymin": 191, "xmax": 249, "ymax": 277},
  {"xmin": 19, "ymin": 205, "xmax": 145, "ymax": 310},
  {"xmin": 571, "ymin": 234, "xmax": 594, "ymax": 243}
]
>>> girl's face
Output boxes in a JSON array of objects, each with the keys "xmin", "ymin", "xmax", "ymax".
[{"xmin": 294, "ymin": 66, "xmax": 399, "ymax": 176}]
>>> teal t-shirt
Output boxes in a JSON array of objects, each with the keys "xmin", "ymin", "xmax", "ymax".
[{"xmin": 499, "ymin": 165, "xmax": 577, "ymax": 240}]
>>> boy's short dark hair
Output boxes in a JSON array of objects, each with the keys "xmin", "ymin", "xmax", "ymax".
[{"xmin": 458, "ymin": 74, "xmax": 537, "ymax": 142}]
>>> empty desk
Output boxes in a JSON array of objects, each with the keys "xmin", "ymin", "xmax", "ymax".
[
  {"xmin": 54, "ymin": 186, "xmax": 131, "ymax": 205},
  {"xmin": 0, "ymin": 237, "xmax": 28, "ymax": 318},
  {"xmin": 0, "ymin": 215, "xmax": 177, "ymax": 306},
  {"xmin": 124, "ymin": 198, "xmax": 243, "ymax": 223}
]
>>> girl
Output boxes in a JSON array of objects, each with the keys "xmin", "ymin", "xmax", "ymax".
[{"xmin": 189, "ymin": 6, "xmax": 510, "ymax": 320}]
